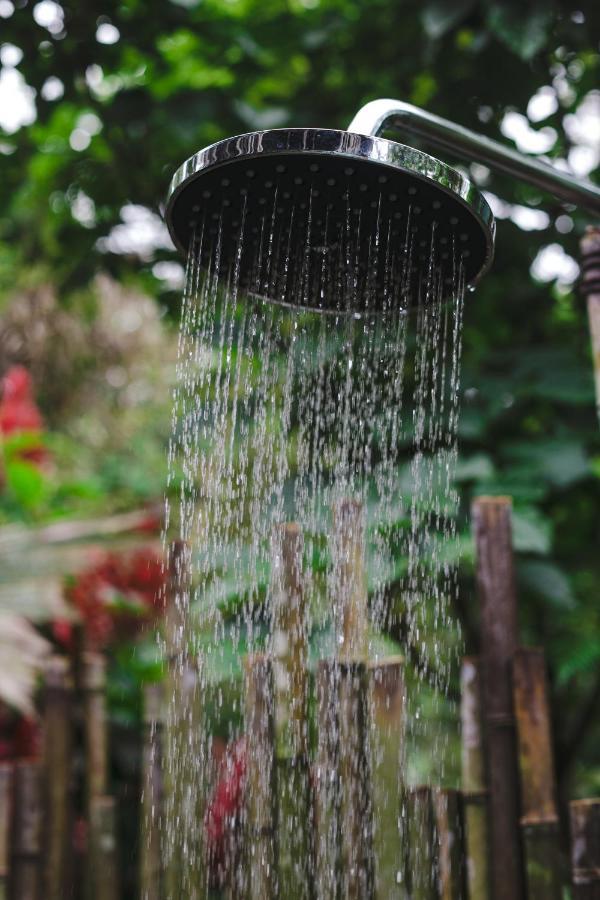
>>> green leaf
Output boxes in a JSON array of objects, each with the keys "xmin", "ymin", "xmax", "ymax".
[
  {"xmin": 454, "ymin": 453, "xmax": 495, "ymax": 482},
  {"xmin": 512, "ymin": 507, "xmax": 552, "ymax": 555},
  {"xmin": 557, "ymin": 635, "xmax": 600, "ymax": 684},
  {"xmin": 4, "ymin": 459, "xmax": 47, "ymax": 510},
  {"xmin": 486, "ymin": 4, "xmax": 553, "ymax": 61},
  {"xmin": 503, "ymin": 440, "xmax": 589, "ymax": 489},
  {"xmin": 518, "ymin": 559, "xmax": 575, "ymax": 609},
  {"xmin": 422, "ymin": 0, "xmax": 476, "ymax": 40}
]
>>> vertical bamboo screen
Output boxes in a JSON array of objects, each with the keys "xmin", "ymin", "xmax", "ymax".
[
  {"xmin": 460, "ymin": 656, "xmax": 490, "ymax": 899},
  {"xmin": 0, "ymin": 764, "xmax": 12, "ymax": 900},
  {"xmin": 1, "ymin": 493, "xmax": 597, "ymax": 898},
  {"xmin": 472, "ymin": 495, "xmax": 524, "ymax": 900},
  {"xmin": 12, "ymin": 761, "xmax": 42, "ymax": 900},
  {"xmin": 42, "ymin": 655, "xmax": 74, "ymax": 900},
  {"xmin": 512, "ymin": 647, "xmax": 562, "ymax": 899}
]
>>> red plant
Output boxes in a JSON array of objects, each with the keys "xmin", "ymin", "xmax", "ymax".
[
  {"xmin": 0, "ymin": 704, "xmax": 40, "ymax": 761},
  {"xmin": 64, "ymin": 547, "xmax": 167, "ymax": 649},
  {"xmin": 0, "ymin": 365, "xmax": 49, "ymax": 466},
  {"xmin": 204, "ymin": 738, "xmax": 246, "ymax": 889}
]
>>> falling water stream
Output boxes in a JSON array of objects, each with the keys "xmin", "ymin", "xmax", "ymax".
[{"xmin": 161, "ymin": 181, "xmax": 467, "ymax": 898}]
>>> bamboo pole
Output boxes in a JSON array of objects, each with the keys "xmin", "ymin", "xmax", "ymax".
[
  {"xmin": 405, "ymin": 786, "xmax": 437, "ymax": 900},
  {"xmin": 570, "ymin": 799, "xmax": 600, "ymax": 900},
  {"xmin": 368, "ymin": 656, "xmax": 405, "ymax": 898},
  {"xmin": 471, "ymin": 496, "xmax": 524, "ymax": 900},
  {"xmin": 315, "ymin": 659, "xmax": 341, "ymax": 900},
  {"xmin": 580, "ymin": 225, "xmax": 600, "ymax": 424},
  {"xmin": 512, "ymin": 647, "xmax": 562, "ymax": 899},
  {"xmin": 339, "ymin": 660, "xmax": 374, "ymax": 900},
  {"xmin": 244, "ymin": 653, "xmax": 276, "ymax": 900},
  {"xmin": 0, "ymin": 764, "xmax": 12, "ymax": 900},
  {"xmin": 332, "ymin": 499, "xmax": 368, "ymax": 662},
  {"xmin": 433, "ymin": 788, "xmax": 465, "ymax": 900},
  {"xmin": 270, "ymin": 523, "xmax": 312, "ymax": 899},
  {"xmin": 332, "ymin": 499, "xmax": 374, "ymax": 900},
  {"xmin": 460, "ymin": 657, "xmax": 490, "ymax": 900},
  {"xmin": 82, "ymin": 651, "xmax": 110, "ymax": 900},
  {"xmin": 89, "ymin": 796, "xmax": 119, "ymax": 900},
  {"xmin": 82, "ymin": 651, "xmax": 108, "ymax": 813},
  {"xmin": 140, "ymin": 683, "xmax": 163, "ymax": 900},
  {"xmin": 163, "ymin": 540, "xmax": 206, "ymax": 899},
  {"xmin": 42, "ymin": 655, "xmax": 74, "ymax": 900},
  {"xmin": 12, "ymin": 761, "xmax": 42, "ymax": 900}
]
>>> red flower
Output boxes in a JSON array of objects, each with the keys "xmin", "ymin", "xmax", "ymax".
[
  {"xmin": 0, "ymin": 365, "xmax": 50, "ymax": 467},
  {"xmin": 0, "ymin": 705, "xmax": 40, "ymax": 761},
  {"xmin": 64, "ymin": 548, "xmax": 167, "ymax": 649},
  {"xmin": 52, "ymin": 618, "xmax": 74, "ymax": 650},
  {"xmin": 204, "ymin": 738, "xmax": 246, "ymax": 889}
]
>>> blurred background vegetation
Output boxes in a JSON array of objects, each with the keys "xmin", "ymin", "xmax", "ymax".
[{"xmin": 0, "ymin": 0, "xmax": 598, "ymax": 810}]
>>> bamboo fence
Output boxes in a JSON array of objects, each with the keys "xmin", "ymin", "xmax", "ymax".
[{"xmin": 0, "ymin": 500, "xmax": 597, "ymax": 898}]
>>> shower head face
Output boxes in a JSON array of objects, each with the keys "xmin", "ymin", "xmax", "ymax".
[{"xmin": 165, "ymin": 128, "xmax": 495, "ymax": 314}]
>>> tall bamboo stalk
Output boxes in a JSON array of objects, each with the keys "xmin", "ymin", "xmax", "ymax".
[
  {"xmin": 368, "ymin": 656, "xmax": 405, "ymax": 899},
  {"xmin": 271, "ymin": 523, "xmax": 312, "ymax": 899},
  {"xmin": 472, "ymin": 496, "xmax": 523, "ymax": 900},
  {"xmin": 512, "ymin": 647, "xmax": 562, "ymax": 899},
  {"xmin": 0, "ymin": 763, "xmax": 12, "ymax": 900},
  {"xmin": 89, "ymin": 796, "xmax": 119, "ymax": 900},
  {"xmin": 332, "ymin": 499, "xmax": 374, "ymax": 900},
  {"xmin": 244, "ymin": 653, "xmax": 276, "ymax": 900},
  {"xmin": 315, "ymin": 659, "xmax": 341, "ymax": 900},
  {"xmin": 12, "ymin": 761, "xmax": 42, "ymax": 900},
  {"xmin": 580, "ymin": 225, "xmax": 600, "ymax": 424},
  {"xmin": 140, "ymin": 683, "xmax": 163, "ymax": 900},
  {"xmin": 82, "ymin": 651, "xmax": 108, "ymax": 814},
  {"xmin": 405, "ymin": 786, "xmax": 437, "ymax": 900},
  {"xmin": 460, "ymin": 656, "xmax": 490, "ymax": 899},
  {"xmin": 339, "ymin": 661, "xmax": 374, "ymax": 900},
  {"xmin": 433, "ymin": 788, "xmax": 465, "ymax": 900},
  {"xmin": 163, "ymin": 540, "xmax": 206, "ymax": 899},
  {"xmin": 332, "ymin": 499, "xmax": 368, "ymax": 663},
  {"xmin": 569, "ymin": 799, "xmax": 600, "ymax": 900},
  {"xmin": 42, "ymin": 655, "xmax": 74, "ymax": 900},
  {"xmin": 82, "ymin": 651, "xmax": 109, "ymax": 900}
]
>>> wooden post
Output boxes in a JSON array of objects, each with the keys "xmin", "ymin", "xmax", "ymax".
[
  {"xmin": 332, "ymin": 499, "xmax": 368, "ymax": 662},
  {"xmin": 368, "ymin": 656, "xmax": 405, "ymax": 898},
  {"xmin": 270, "ymin": 523, "xmax": 312, "ymax": 899},
  {"xmin": 570, "ymin": 799, "xmax": 600, "ymax": 900},
  {"xmin": 472, "ymin": 496, "xmax": 524, "ymax": 900},
  {"xmin": 460, "ymin": 657, "xmax": 491, "ymax": 899},
  {"xmin": 580, "ymin": 225, "xmax": 600, "ymax": 424},
  {"xmin": 82, "ymin": 651, "xmax": 108, "ymax": 813},
  {"xmin": 245, "ymin": 654, "xmax": 276, "ymax": 900},
  {"xmin": 140, "ymin": 683, "xmax": 163, "ymax": 900},
  {"xmin": 89, "ymin": 796, "xmax": 119, "ymax": 900},
  {"xmin": 332, "ymin": 499, "xmax": 374, "ymax": 900},
  {"xmin": 405, "ymin": 786, "xmax": 437, "ymax": 900},
  {"xmin": 512, "ymin": 647, "xmax": 562, "ymax": 899},
  {"xmin": 163, "ymin": 540, "xmax": 206, "ymax": 899},
  {"xmin": 0, "ymin": 764, "xmax": 12, "ymax": 900},
  {"xmin": 339, "ymin": 661, "xmax": 374, "ymax": 900},
  {"xmin": 315, "ymin": 660, "xmax": 341, "ymax": 900},
  {"xmin": 42, "ymin": 655, "xmax": 74, "ymax": 900},
  {"xmin": 12, "ymin": 761, "xmax": 42, "ymax": 900},
  {"xmin": 433, "ymin": 788, "xmax": 465, "ymax": 900}
]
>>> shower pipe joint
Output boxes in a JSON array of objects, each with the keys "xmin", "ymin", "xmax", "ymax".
[{"xmin": 347, "ymin": 99, "xmax": 600, "ymax": 215}]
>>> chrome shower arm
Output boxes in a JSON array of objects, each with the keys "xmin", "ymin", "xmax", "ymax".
[{"xmin": 348, "ymin": 99, "xmax": 600, "ymax": 215}]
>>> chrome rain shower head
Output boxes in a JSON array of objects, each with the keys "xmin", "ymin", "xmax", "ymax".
[
  {"xmin": 165, "ymin": 129, "xmax": 494, "ymax": 313},
  {"xmin": 164, "ymin": 100, "xmax": 600, "ymax": 314}
]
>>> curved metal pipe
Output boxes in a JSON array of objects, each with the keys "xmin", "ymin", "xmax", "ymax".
[{"xmin": 348, "ymin": 99, "xmax": 600, "ymax": 215}]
